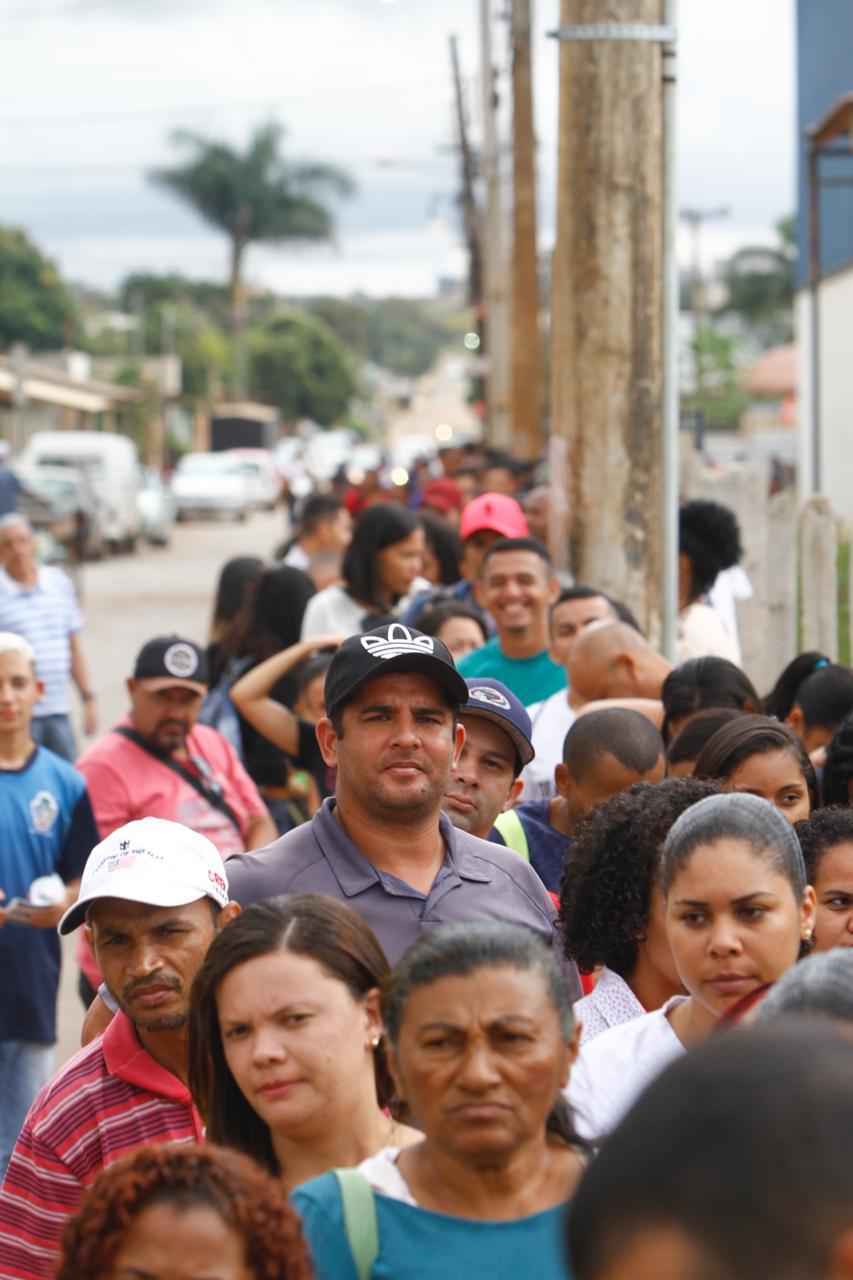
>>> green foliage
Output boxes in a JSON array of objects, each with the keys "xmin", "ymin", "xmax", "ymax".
[
  {"xmin": 717, "ymin": 215, "xmax": 796, "ymax": 347},
  {"xmin": 0, "ymin": 226, "xmax": 79, "ymax": 351},
  {"xmin": 305, "ymin": 296, "xmax": 453, "ymax": 377},
  {"xmin": 248, "ymin": 309, "xmax": 357, "ymax": 426},
  {"xmin": 687, "ymin": 325, "xmax": 750, "ymax": 431}
]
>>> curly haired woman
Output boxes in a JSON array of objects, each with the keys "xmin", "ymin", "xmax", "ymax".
[
  {"xmin": 56, "ymin": 1143, "xmax": 312, "ymax": 1280},
  {"xmin": 560, "ymin": 778, "xmax": 718, "ymax": 1042}
]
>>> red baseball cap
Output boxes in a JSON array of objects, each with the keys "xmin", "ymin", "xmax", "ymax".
[
  {"xmin": 459, "ymin": 492, "xmax": 529, "ymax": 542},
  {"xmin": 421, "ymin": 477, "xmax": 464, "ymax": 515}
]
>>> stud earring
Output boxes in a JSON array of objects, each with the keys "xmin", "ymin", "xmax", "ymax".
[{"xmin": 371, "ymin": 1036, "xmax": 381, "ymax": 1048}]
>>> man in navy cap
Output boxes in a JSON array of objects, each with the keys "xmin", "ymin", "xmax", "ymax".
[
  {"xmin": 443, "ymin": 677, "xmax": 534, "ymax": 842},
  {"xmin": 226, "ymin": 623, "xmax": 580, "ymax": 997}
]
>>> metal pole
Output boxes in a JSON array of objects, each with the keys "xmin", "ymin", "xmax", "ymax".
[
  {"xmin": 661, "ymin": 0, "xmax": 679, "ymax": 660},
  {"xmin": 808, "ymin": 140, "xmax": 822, "ymax": 495},
  {"xmin": 479, "ymin": 0, "xmax": 511, "ymax": 448}
]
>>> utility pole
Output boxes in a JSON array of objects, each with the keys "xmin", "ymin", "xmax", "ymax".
[
  {"xmin": 449, "ymin": 36, "xmax": 484, "ymax": 319},
  {"xmin": 680, "ymin": 205, "xmax": 729, "ymax": 404},
  {"xmin": 509, "ymin": 0, "xmax": 542, "ymax": 460},
  {"xmin": 479, "ymin": 0, "xmax": 511, "ymax": 449},
  {"xmin": 549, "ymin": 1, "xmax": 668, "ymax": 633}
]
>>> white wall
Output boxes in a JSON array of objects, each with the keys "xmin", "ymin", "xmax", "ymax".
[{"xmin": 796, "ymin": 267, "xmax": 853, "ymax": 523}]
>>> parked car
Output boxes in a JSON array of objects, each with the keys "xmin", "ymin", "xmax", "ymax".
[
  {"xmin": 20, "ymin": 430, "xmax": 142, "ymax": 553},
  {"xmin": 171, "ymin": 452, "xmax": 253, "ymax": 522},
  {"xmin": 225, "ymin": 448, "xmax": 282, "ymax": 510},
  {"xmin": 137, "ymin": 468, "xmax": 176, "ymax": 546},
  {"xmin": 15, "ymin": 462, "xmax": 107, "ymax": 561}
]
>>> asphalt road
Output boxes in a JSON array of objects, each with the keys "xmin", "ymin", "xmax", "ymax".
[{"xmin": 54, "ymin": 507, "xmax": 286, "ymax": 1066}]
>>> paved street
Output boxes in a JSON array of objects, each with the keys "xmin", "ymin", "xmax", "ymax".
[{"xmin": 55, "ymin": 508, "xmax": 285, "ymax": 1066}]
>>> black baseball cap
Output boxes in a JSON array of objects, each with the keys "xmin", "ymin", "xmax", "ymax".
[
  {"xmin": 325, "ymin": 623, "xmax": 468, "ymax": 718},
  {"xmin": 132, "ymin": 635, "xmax": 209, "ymax": 694}
]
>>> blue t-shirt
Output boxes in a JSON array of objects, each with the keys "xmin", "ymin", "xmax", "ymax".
[
  {"xmin": 0, "ymin": 747, "xmax": 98, "ymax": 1043},
  {"xmin": 292, "ymin": 1174, "xmax": 570, "ymax": 1280},
  {"xmin": 457, "ymin": 638, "xmax": 566, "ymax": 707},
  {"xmin": 490, "ymin": 801, "xmax": 572, "ymax": 893}
]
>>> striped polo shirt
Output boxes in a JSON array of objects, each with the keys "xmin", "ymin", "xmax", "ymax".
[
  {"xmin": 0, "ymin": 567, "xmax": 82, "ymax": 717},
  {"xmin": 0, "ymin": 1011, "xmax": 202, "ymax": 1280}
]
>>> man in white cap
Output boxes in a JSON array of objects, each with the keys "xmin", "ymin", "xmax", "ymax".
[{"xmin": 0, "ymin": 817, "xmax": 238, "ymax": 1280}]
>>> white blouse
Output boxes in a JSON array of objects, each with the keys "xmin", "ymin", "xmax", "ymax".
[
  {"xmin": 573, "ymin": 968, "xmax": 646, "ymax": 1044},
  {"xmin": 566, "ymin": 996, "xmax": 688, "ymax": 1142},
  {"xmin": 358, "ymin": 1146, "xmax": 417, "ymax": 1205}
]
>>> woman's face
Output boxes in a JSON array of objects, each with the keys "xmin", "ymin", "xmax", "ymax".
[
  {"xmin": 665, "ymin": 838, "xmax": 815, "ymax": 1021},
  {"xmin": 108, "ymin": 1202, "xmax": 252, "ymax": 1280},
  {"xmin": 812, "ymin": 841, "xmax": 853, "ymax": 951},
  {"xmin": 376, "ymin": 528, "xmax": 425, "ymax": 598},
  {"xmin": 216, "ymin": 950, "xmax": 381, "ymax": 1137},
  {"xmin": 388, "ymin": 966, "xmax": 577, "ymax": 1163},
  {"xmin": 437, "ymin": 616, "xmax": 486, "ymax": 662},
  {"xmin": 724, "ymin": 749, "xmax": 811, "ymax": 825}
]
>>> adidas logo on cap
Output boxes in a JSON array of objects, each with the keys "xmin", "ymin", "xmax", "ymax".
[{"xmin": 361, "ymin": 624, "xmax": 436, "ymax": 661}]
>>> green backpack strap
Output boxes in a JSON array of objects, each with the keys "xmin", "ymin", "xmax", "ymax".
[
  {"xmin": 493, "ymin": 808, "xmax": 530, "ymax": 861},
  {"xmin": 334, "ymin": 1169, "xmax": 379, "ymax": 1280}
]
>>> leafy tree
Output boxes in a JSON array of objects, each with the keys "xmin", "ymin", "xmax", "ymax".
[
  {"xmin": 0, "ymin": 226, "xmax": 79, "ymax": 351},
  {"xmin": 717, "ymin": 215, "xmax": 796, "ymax": 347},
  {"xmin": 305, "ymin": 296, "xmax": 453, "ymax": 377},
  {"xmin": 248, "ymin": 310, "xmax": 357, "ymax": 426},
  {"xmin": 149, "ymin": 122, "xmax": 354, "ymax": 359},
  {"xmin": 686, "ymin": 325, "xmax": 749, "ymax": 431}
]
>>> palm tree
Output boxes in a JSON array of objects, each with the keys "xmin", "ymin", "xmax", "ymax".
[{"xmin": 150, "ymin": 122, "xmax": 354, "ymax": 389}]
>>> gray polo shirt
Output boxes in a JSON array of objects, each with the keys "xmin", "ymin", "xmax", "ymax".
[{"xmin": 226, "ymin": 798, "xmax": 581, "ymax": 1000}]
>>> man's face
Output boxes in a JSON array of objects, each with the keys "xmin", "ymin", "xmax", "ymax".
[
  {"xmin": 127, "ymin": 680, "xmax": 204, "ymax": 754},
  {"xmin": 482, "ymin": 466, "xmax": 516, "ymax": 496},
  {"xmin": 87, "ymin": 897, "xmax": 220, "ymax": 1033},
  {"xmin": 557, "ymin": 750, "xmax": 666, "ymax": 829},
  {"xmin": 479, "ymin": 550, "xmax": 557, "ymax": 640},
  {"xmin": 0, "ymin": 522, "xmax": 36, "ymax": 581},
  {"xmin": 316, "ymin": 672, "xmax": 464, "ymax": 822},
  {"xmin": 460, "ymin": 528, "xmax": 504, "ymax": 583},
  {"xmin": 550, "ymin": 595, "xmax": 615, "ymax": 668},
  {"xmin": 443, "ymin": 713, "xmax": 521, "ymax": 838},
  {"xmin": 523, "ymin": 490, "xmax": 549, "ymax": 543},
  {"xmin": 0, "ymin": 649, "xmax": 43, "ymax": 735}
]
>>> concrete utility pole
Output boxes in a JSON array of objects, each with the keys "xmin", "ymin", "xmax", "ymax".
[
  {"xmin": 479, "ymin": 0, "xmax": 511, "ymax": 449},
  {"xmin": 449, "ymin": 35, "xmax": 484, "ymax": 314},
  {"xmin": 510, "ymin": 0, "xmax": 542, "ymax": 460},
  {"xmin": 549, "ymin": 0, "xmax": 668, "ymax": 633}
]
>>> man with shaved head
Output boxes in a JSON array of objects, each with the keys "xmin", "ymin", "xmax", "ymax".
[{"xmin": 568, "ymin": 621, "xmax": 672, "ymax": 708}]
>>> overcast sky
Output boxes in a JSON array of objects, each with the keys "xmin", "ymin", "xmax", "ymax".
[{"xmin": 2, "ymin": 0, "xmax": 795, "ymax": 297}]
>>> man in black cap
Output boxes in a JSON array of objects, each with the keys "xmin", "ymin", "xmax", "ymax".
[
  {"xmin": 227, "ymin": 623, "xmax": 578, "ymax": 993},
  {"xmin": 76, "ymin": 635, "xmax": 275, "ymax": 1006}
]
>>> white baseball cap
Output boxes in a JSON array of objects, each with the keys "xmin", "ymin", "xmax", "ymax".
[{"xmin": 59, "ymin": 817, "xmax": 230, "ymax": 935}]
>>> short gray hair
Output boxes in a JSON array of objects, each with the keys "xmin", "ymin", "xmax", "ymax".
[{"xmin": 757, "ymin": 948, "xmax": 853, "ymax": 1026}]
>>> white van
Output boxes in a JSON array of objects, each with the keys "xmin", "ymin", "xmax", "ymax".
[{"xmin": 21, "ymin": 431, "xmax": 142, "ymax": 552}]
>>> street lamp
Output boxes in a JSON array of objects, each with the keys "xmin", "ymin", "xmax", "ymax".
[{"xmin": 805, "ymin": 92, "xmax": 853, "ymax": 495}]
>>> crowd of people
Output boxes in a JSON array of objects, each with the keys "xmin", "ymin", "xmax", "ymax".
[{"xmin": 3, "ymin": 442, "xmax": 853, "ymax": 1277}]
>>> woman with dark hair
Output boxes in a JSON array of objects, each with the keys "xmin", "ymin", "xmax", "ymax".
[
  {"xmin": 785, "ymin": 663, "xmax": 853, "ymax": 755},
  {"xmin": 694, "ymin": 713, "xmax": 817, "ymax": 823},
  {"xmin": 188, "ymin": 895, "xmax": 420, "ymax": 1192},
  {"xmin": 677, "ymin": 500, "xmax": 743, "ymax": 662},
  {"xmin": 661, "ymin": 655, "xmax": 760, "ymax": 744},
  {"xmin": 301, "ymin": 502, "xmax": 425, "ymax": 638},
  {"xmin": 763, "ymin": 650, "xmax": 830, "ymax": 722},
  {"xmin": 561, "ymin": 779, "xmax": 718, "ymax": 1041},
  {"xmin": 417, "ymin": 600, "xmax": 488, "ymax": 662},
  {"xmin": 667, "ymin": 707, "xmax": 747, "ymax": 778},
  {"xmin": 207, "ymin": 556, "xmax": 265, "ymax": 686},
  {"xmin": 292, "ymin": 921, "xmax": 586, "ymax": 1280},
  {"xmin": 568, "ymin": 793, "xmax": 816, "ymax": 1141},
  {"xmin": 796, "ymin": 806, "xmax": 853, "ymax": 951},
  {"xmin": 418, "ymin": 510, "xmax": 461, "ymax": 586},
  {"xmin": 56, "ymin": 1143, "xmax": 312, "ymax": 1280}
]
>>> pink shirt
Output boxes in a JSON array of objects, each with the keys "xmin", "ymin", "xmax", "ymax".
[{"xmin": 74, "ymin": 720, "xmax": 268, "ymax": 985}]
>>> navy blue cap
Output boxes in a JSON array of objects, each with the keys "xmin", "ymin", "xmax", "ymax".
[{"xmin": 462, "ymin": 678, "xmax": 535, "ymax": 771}]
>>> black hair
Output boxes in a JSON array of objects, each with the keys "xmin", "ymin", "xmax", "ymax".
[
  {"xmin": 562, "ymin": 708, "xmax": 664, "ymax": 778},
  {"xmin": 661, "ymin": 656, "xmax": 760, "ymax": 744},
  {"xmin": 764, "ymin": 651, "xmax": 830, "ymax": 721},
  {"xmin": 552, "ymin": 585, "xmax": 642, "ymax": 635},
  {"xmin": 382, "ymin": 922, "xmax": 586, "ymax": 1152},
  {"xmin": 418, "ymin": 511, "xmax": 462, "ymax": 586},
  {"xmin": 189, "ymin": 896, "xmax": 394, "ymax": 1178},
  {"xmin": 479, "ymin": 536, "xmax": 552, "ymax": 574},
  {"xmin": 483, "ymin": 449, "xmax": 518, "ymax": 475},
  {"xmin": 560, "ymin": 778, "xmax": 719, "ymax": 977},
  {"xmin": 298, "ymin": 493, "xmax": 344, "ymax": 535},
  {"xmin": 293, "ymin": 651, "xmax": 334, "ymax": 701},
  {"xmin": 210, "ymin": 556, "xmax": 265, "ymax": 626},
  {"xmin": 244, "ymin": 566, "xmax": 316, "ymax": 661},
  {"xmin": 660, "ymin": 792, "xmax": 808, "ymax": 899},
  {"xmin": 567, "ymin": 1024, "xmax": 853, "ymax": 1280},
  {"xmin": 795, "ymin": 806, "xmax": 853, "ymax": 881},
  {"xmin": 693, "ymin": 713, "xmax": 818, "ymax": 812},
  {"xmin": 679, "ymin": 500, "xmax": 742, "ymax": 600},
  {"xmin": 667, "ymin": 707, "xmax": 746, "ymax": 769},
  {"xmin": 416, "ymin": 600, "xmax": 488, "ymax": 646},
  {"xmin": 794, "ymin": 664, "xmax": 853, "ymax": 732},
  {"xmin": 822, "ymin": 713, "xmax": 853, "ymax": 806},
  {"xmin": 341, "ymin": 503, "xmax": 421, "ymax": 610}
]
